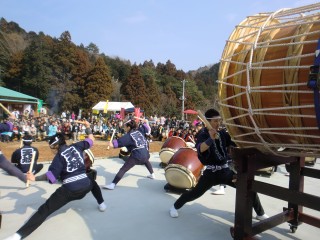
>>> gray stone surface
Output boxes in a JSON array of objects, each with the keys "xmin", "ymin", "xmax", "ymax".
[{"xmin": 0, "ymin": 153, "xmax": 319, "ymax": 239}]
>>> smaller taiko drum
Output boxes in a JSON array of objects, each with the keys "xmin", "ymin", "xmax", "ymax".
[
  {"xmin": 84, "ymin": 149, "xmax": 95, "ymax": 171},
  {"xmin": 84, "ymin": 149, "xmax": 97, "ymax": 180},
  {"xmin": 165, "ymin": 147, "xmax": 203, "ymax": 189},
  {"xmin": 159, "ymin": 136, "xmax": 187, "ymax": 164},
  {"xmin": 119, "ymin": 147, "xmax": 130, "ymax": 162}
]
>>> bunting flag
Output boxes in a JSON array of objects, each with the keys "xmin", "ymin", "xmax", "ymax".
[{"xmin": 103, "ymin": 100, "xmax": 109, "ymax": 113}]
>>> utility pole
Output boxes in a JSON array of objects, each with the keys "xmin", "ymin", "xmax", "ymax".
[{"xmin": 180, "ymin": 79, "xmax": 188, "ymax": 121}]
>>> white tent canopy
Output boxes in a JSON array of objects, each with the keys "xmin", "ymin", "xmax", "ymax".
[{"xmin": 92, "ymin": 101, "xmax": 134, "ymax": 112}]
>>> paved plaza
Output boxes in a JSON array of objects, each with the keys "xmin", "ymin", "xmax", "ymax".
[{"xmin": 1, "ymin": 153, "xmax": 319, "ymax": 240}]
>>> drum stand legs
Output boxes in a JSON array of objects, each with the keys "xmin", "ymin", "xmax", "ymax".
[{"xmin": 230, "ymin": 147, "xmax": 320, "ymax": 240}]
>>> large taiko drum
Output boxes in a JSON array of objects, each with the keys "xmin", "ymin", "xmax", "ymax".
[
  {"xmin": 218, "ymin": 4, "xmax": 320, "ymax": 157},
  {"xmin": 159, "ymin": 136, "xmax": 187, "ymax": 164},
  {"xmin": 164, "ymin": 147, "xmax": 203, "ymax": 189}
]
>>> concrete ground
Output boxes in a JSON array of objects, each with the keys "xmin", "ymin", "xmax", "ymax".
[{"xmin": 0, "ymin": 153, "xmax": 319, "ymax": 240}]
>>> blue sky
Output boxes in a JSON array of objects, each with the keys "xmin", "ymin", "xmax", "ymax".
[{"xmin": 0, "ymin": 0, "xmax": 317, "ymax": 71}]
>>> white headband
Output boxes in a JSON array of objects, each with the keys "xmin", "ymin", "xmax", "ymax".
[{"xmin": 206, "ymin": 116, "xmax": 222, "ymax": 120}]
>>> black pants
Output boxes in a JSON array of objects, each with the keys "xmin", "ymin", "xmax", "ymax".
[
  {"xmin": 87, "ymin": 169, "xmax": 104, "ymax": 204},
  {"xmin": 112, "ymin": 156, "xmax": 154, "ymax": 185},
  {"xmin": 17, "ymin": 183, "xmax": 92, "ymax": 238},
  {"xmin": 174, "ymin": 168, "xmax": 265, "ymax": 216}
]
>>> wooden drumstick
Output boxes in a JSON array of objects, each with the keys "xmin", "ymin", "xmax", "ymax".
[
  {"xmin": 0, "ymin": 103, "xmax": 11, "ymax": 115},
  {"xmin": 74, "ymin": 120, "xmax": 86, "ymax": 124},
  {"xmin": 19, "ymin": 138, "xmax": 23, "ymax": 148},
  {"xmin": 0, "ymin": 103, "xmax": 15, "ymax": 119},
  {"xmin": 107, "ymin": 129, "xmax": 116, "ymax": 150},
  {"xmin": 197, "ymin": 110, "xmax": 213, "ymax": 130},
  {"xmin": 188, "ymin": 135, "xmax": 196, "ymax": 144},
  {"xmin": 26, "ymin": 151, "xmax": 36, "ymax": 188}
]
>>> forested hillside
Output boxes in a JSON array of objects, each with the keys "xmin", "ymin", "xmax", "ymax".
[{"xmin": 0, "ymin": 17, "xmax": 219, "ymax": 118}]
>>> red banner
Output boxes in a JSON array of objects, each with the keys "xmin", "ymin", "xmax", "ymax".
[
  {"xmin": 134, "ymin": 107, "xmax": 141, "ymax": 122},
  {"xmin": 120, "ymin": 108, "xmax": 125, "ymax": 120}
]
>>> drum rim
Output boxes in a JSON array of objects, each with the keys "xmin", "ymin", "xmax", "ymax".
[
  {"xmin": 84, "ymin": 149, "xmax": 95, "ymax": 164},
  {"xmin": 159, "ymin": 147, "xmax": 176, "ymax": 153},
  {"xmin": 165, "ymin": 163, "xmax": 197, "ymax": 188},
  {"xmin": 173, "ymin": 146, "xmax": 197, "ymax": 152},
  {"xmin": 159, "ymin": 149, "xmax": 175, "ymax": 164}
]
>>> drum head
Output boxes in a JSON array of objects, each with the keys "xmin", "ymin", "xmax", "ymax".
[
  {"xmin": 165, "ymin": 164, "xmax": 197, "ymax": 189},
  {"xmin": 186, "ymin": 142, "xmax": 195, "ymax": 148},
  {"xmin": 120, "ymin": 147, "xmax": 130, "ymax": 156},
  {"xmin": 159, "ymin": 148, "xmax": 175, "ymax": 164}
]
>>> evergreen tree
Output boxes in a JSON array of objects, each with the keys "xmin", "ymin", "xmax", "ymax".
[
  {"xmin": 20, "ymin": 35, "xmax": 54, "ymax": 100},
  {"xmin": 110, "ymin": 77, "xmax": 122, "ymax": 101},
  {"xmin": 84, "ymin": 57, "xmax": 113, "ymax": 110},
  {"xmin": 103, "ymin": 55, "xmax": 131, "ymax": 82},
  {"xmin": 141, "ymin": 66, "xmax": 161, "ymax": 115},
  {"xmin": 48, "ymin": 31, "xmax": 78, "ymax": 113},
  {"xmin": 142, "ymin": 60, "xmax": 155, "ymax": 69},
  {"xmin": 164, "ymin": 60, "xmax": 177, "ymax": 77},
  {"xmin": 161, "ymin": 84, "xmax": 179, "ymax": 117},
  {"xmin": 121, "ymin": 65, "xmax": 150, "ymax": 113},
  {"xmin": 60, "ymin": 48, "xmax": 92, "ymax": 112},
  {"xmin": 3, "ymin": 51, "xmax": 23, "ymax": 91}
]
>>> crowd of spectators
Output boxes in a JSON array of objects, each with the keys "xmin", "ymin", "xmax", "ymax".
[{"xmin": 0, "ymin": 110, "xmax": 204, "ymax": 145}]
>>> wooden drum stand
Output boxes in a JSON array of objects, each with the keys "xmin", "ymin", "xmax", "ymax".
[{"xmin": 230, "ymin": 147, "xmax": 320, "ymax": 239}]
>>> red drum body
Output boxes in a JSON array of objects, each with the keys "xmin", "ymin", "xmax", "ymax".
[
  {"xmin": 165, "ymin": 147, "xmax": 203, "ymax": 189},
  {"xmin": 218, "ymin": 6, "xmax": 320, "ymax": 157},
  {"xmin": 159, "ymin": 136, "xmax": 187, "ymax": 164}
]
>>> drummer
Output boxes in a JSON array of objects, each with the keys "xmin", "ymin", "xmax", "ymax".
[
  {"xmin": 103, "ymin": 118, "xmax": 155, "ymax": 190},
  {"xmin": 0, "ymin": 113, "xmax": 34, "ymax": 183},
  {"xmin": 169, "ymin": 108, "xmax": 269, "ymax": 221},
  {"xmin": 4, "ymin": 120, "xmax": 106, "ymax": 240}
]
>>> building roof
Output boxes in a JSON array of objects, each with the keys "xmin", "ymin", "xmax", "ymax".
[
  {"xmin": 0, "ymin": 86, "xmax": 39, "ymax": 103},
  {"xmin": 92, "ymin": 101, "xmax": 134, "ymax": 112}
]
